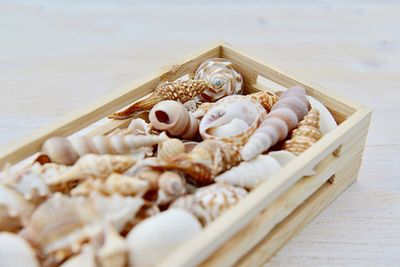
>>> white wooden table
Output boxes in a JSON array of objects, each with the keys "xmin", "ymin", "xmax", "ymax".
[{"xmin": 1, "ymin": 1, "xmax": 399, "ymax": 266}]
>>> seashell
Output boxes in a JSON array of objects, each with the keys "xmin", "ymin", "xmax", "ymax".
[
  {"xmin": 0, "ymin": 232, "xmax": 40, "ymax": 267},
  {"xmin": 22, "ymin": 194, "xmax": 102, "ymax": 265},
  {"xmin": 183, "ymin": 141, "xmax": 199, "ymax": 153},
  {"xmin": 71, "ymin": 173, "xmax": 150, "ymax": 197},
  {"xmin": 149, "ymin": 100, "xmax": 199, "ymax": 139},
  {"xmin": 170, "ymin": 195, "xmax": 212, "ymax": 226},
  {"xmin": 215, "ymin": 153, "xmax": 292, "ymax": 189},
  {"xmin": 89, "ymin": 193, "xmax": 144, "ymax": 233},
  {"xmin": 46, "ymin": 154, "xmax": 136, "ymax": 189},
  {"xmin": 194, "ymin": 58, "xmax": 243, "ymax": 102},
  {"xmin": 60, "ymin": 246, "xmax": 96, "ymax": 267},
  {"xmin": 126, "ymin": 203, "xmax": 160, "ymax": 232},
  {"xmin": 200, "ymin": 95, "xmax": 267, "ymax": 146},
  {"xmin": 248, "ymin": 90, "xmax": 279, "ymax": 111},
  {"xmin": 0, "ymin": 184, "xmax": 35, "ymax": 232},
  {"xmin": 283, "ymin": 109, "xmax": 323, "ymax": 156},
  {"xmin": 307, "ymin": 96, "xmax": 337, "ymax": 134},
  {"xmin": 126, "ymin": 209, "xmax": 201, "ymax": 267},
  {"xmin": 192, "ymin": 102, "xmax": 215, "ymax": 119},
  {"xmin": 156, "ymin": 171, "xmax": 187, "ymax": 206},
  {"xmin": 157, "ymin": 138, "xmax": 185, "ymax": 160},
  {"xmin": 128, "ymin": 118, "xmax": 153, "ymax": 135},
  {"xmin": 241, "ymin": 86, "xmax": 310, "ymax": 161},
  {"xmin": 91, "ymin": 225, "xmax": 127, "ymax": 267},
  {"xmin": 42, "ymin": 133, "xmax": 166, "ymax": 165},
  {"xmin": 183, "ymin": 99, "xmax": 198, "ymax": 113},
  {"xmin": 109, "ymin": 80, "xmax": 210, "ymax": 119},
  {"xmin": 157, "ymin": 139, "xmax": 242, "ymax": 186}
]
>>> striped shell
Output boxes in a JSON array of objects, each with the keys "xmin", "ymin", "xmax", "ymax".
[
  {"xmin": 200, "ymin": 95, "xmax": 267, "ymax": 146},
  {"xmin": 194, "ymin": 58, "xmax": 243, "ymax": 102},
  {"xmin": 248, "ymin": 90, "xmax": 279, "ymax": 112},
  {"xmin": 283, "ymin": 109, "xmax": 323, "ymax": 155},
  {"xmin": 157, "ymin": 138, "xmax": 185, "ymax": 160}
]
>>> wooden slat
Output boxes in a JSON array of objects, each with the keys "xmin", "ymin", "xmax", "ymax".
[
  {"xmin": 0, "ymin": 42, "xmax": 222, "ymax": 167},
  {"xmin": 237, "ymin": 149, "xmax": 365, "ymax": 266},
  {"xmin": 201, "ymin": 133, "xmax": 367, "ymax": 267}
]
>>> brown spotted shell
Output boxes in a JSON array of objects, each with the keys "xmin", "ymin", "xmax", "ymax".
[
  {"xmin": 283, "ymin": 109, "xmax": 323, "ymax": 155},
  {"xmin": 199, "ymin": 95, "xmax": 267, "ymax": 146},
  {"xmin": 194, "ymin": 58, "xmax": 243, "ymax": 102},
  {"xmin": 248, "ymin": 90, "xmax": 279, "ymax": 112}
]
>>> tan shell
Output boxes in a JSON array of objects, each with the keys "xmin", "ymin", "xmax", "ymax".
[
  {"xmin": 194, "ymin": 58, "xmax": 243, "ymax": 102},
  {"xmin": 126, "ymin": 209, "xmax": 201, "ymax": 267},
  {"xmin": 156, "ymin": 171, "xmax": 188, "ymax": 206},
  {"xmin": 42, "ymin": 134, "xmax": 166, "ymax": 165},
  {"xmin": 60, "ymin": 246, "xmax": 96, "ymax": 267},
  {"xmin": 248, "ymin": 90, "xmax": 279, "ymax": 112},
  {"xmin": 0, "ymin": 232, "xmax": 40, "ymax": 267},
  {"xmin": 215, "ymin": 152, "xmax": 295, "ymax": 189},
  {"xmin": 192, "ymin": 102, "xmax": 215, "ymax": 119},
  {"xmin": 283, "ymin": 109, "xmax": 323, "ymax": 155},
  {"xmin": 157, "ymin": 138, "xmax": 185, "ymax": 160},
  {"xmin": 109, "ymin": 80, "xmax": 210, "ymax": 119},
  {"xmin": 171, "ymin": 183, "xmax": 247, "ymax": 225},
  {"xmin": 149, "ymin": 100, "xmax": 199, "ymax": 139},
  {"xmin": 71, "ymin": 173, "xmax": 150, "ymax": 197},
  {"xmin": 200, "ymin": 95, "xmax": 267, "ymax": 146},
  {"xmin": 0, "ymin": 184, "xmax": 35, "ymax": 232},
  {"xmin": 241, "ymin": 86, "xmax": 310, "ymax": 161}
]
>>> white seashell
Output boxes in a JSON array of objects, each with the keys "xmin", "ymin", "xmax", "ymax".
[
  {"xmin": 268, "ymin": 150, "xmax": 296, "ymax": 166},
  {"xmin": 92, "ymin": 225, "xmax": 127, "ymax": 267},
  {"xmin": 0, "ymin": 232, "xmax": 40, "ymax": 267},
  {"xmin": 156, "ymin": 171, "xmax": 188, "ymax": 206},
  {"xmin": 170, "ymin": 195, "xmax": 212, "ymax": 226},
  {"xmin": 60, "ymin": 246, "xmax": 96, "ymax": 267},
  {"xmin": 126, "ymin": 209, "xmax": 201, "ymax": 267},
  {"xmin": 200, "ymin": 95, "xmax": 267, "ymax": 146},
  {"xmin": 215, "ymin": 155, "xmax": 283, "ymax": 189},
  {"xmin": 157, "ymin": 138, "xmax": 185, "ymax": 160},
  {"xmin": 0, "ymin": 184, "xmax": 35, "ymax": 232},
  {"xmin": 128, "ymin": 118, "xmax": 152, "ymax": 135},
  {"xmin": 306, "ymin": 96, "xmax": 337, "ymax": 134}
]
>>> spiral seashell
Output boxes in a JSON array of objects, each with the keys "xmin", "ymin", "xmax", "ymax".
[
  {"xmin": 306, "ymin": 96, "xmax": 337, "ymax": 134},
  {"xmin": 216, "ymin": 151, "xmax": 295, "ymax": 189},
  {"xmin": 171, "ymin": 183, "xmax": 247, "ymax": 225},
  {"xmin": 157, "ymin": 138, "xmax": 185, "ymax": 160},
  {"xmin": 128, "ymin": 118, "xmax": 152, "ymax": 135},
  {"xmin": 156, "ymin": 171, "xmax": 187, "ymax": 206},
  {"xmin": 126, "ymin": 209, "xmax": 201, "ymax": 267},
  {"xmin": 283, "ymin": 109, "xmax": 323, "ymax": 156},
  {"xmin": 240, "ymin": 86, "xmax": 310, "ymax": 161},
  {"xmin": 194, "ymin": 58, "xmax": 243, "ymax": 102},
  {"xmin": 200, "ymin": 95, "xmax": 267, "ymax": 146},
  {"xmin": 248, "ymin": 90, "xmax": 279, "ymax": 111},
  {"xmin": 46, "ymin": 154, "xmax": 136, "ymax": 191},
  {"xmin": 42, "ymin": 133, "xmax": 166, "ymax": 165},
  {"xmin": 0, "ymin": 232, "xmax": 40, "ymax": 267},
  {"xmin": 21, "ymin": 194, "xmax": 102, "ymax": 265},
  {"xmin": 0, "ymin": 184, "xmax": 35, "ymax": 232},
  {"xmin": 109, "ymin": 80, "xmax": 210, "ymax": 119},
  {"xmin": 149, "ymin": 100, "xmax": 199, "ymax": 139},
  {"xmin": 71, "ymin": 174, "xmax": 150, "ymax": 197}
]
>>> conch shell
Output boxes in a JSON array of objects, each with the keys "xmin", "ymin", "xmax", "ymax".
[
  {"xmin": 156, "ymin": 171, "xmax": 188, "ymax": 206},
  {"xmin": 149, "ymin": 100, "xmax": 199, "ymax": 139},
  {"xmin": 194, "ymin": 58, "xmax": 243, "ymax": 102},
  {"xmin": 307, "ymin": 96, "xmax": 337, "ymax": 134},
  {"xmin": 215, "ymin": 151, "xmax": 295, "ymax": 189},
  {"xmin": 157, "ymin": 138, "xmax": 185, "ymax": 160},
  {"xmin": 0, "ymin": 232, "xmax": 40, "ymax": 267},
  {"xmin": 0, "ymin": 184, "xmax": 35, "ymax": 232},
  {"xmin": 42, "ymin": 133, "xmax": 166, "ymax": 165},
  {"xmin": 71, "ymin": 173, "xmax": 150, "ymax": 197},
  {"xmin": 283, "ymin": 109, "xmax": 323, "ymax": 155},
  {"xmin": 171, "ymin": 183, "xmax": 247, "ymax": 226},
  {"xmin": 46, "ymin": 154, "xmax": 136, "ymax": 190},
  {"xmin": 199, "ymin": 95, "xmax": 267, "ymax": 146},
  {"xmin": 126, "ymin": 209, "xmax": 201, "ymax": 267},
  {"xmin": 241, "ymin": 86, "xmax": 310, "ymax": 161},
  {"xmin": 109, "ymin": 80, "xmax": 210, "ymax": 119}
]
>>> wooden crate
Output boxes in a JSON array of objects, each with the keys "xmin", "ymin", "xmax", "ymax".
[{"xmin": 0, "ymin": 42, "xmax": 371, "ymax": 266}]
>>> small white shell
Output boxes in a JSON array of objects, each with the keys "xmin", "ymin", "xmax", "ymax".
[
  {"xmin": 156, "ymin": 171, "xmax": 187, "ymax": 206},
  {"xmin": 128, "ymin": 118, "xmax": 152, "ymax": 135},
  {"xmin": 126, "ymin": 209, "xmax": 201, "ymax": 267},
  {"xmin": 0, "ymin": 232, "xmax": 40, "ymax": 267},
  {"xmin": 92, "ymin": 225, "xmax": 127, "ymax": 267},
  {"xmin": 60, "ymin": 246, "xmax": 96, "ymax": 267},
  {"xmin": 306, "ymin": 96, "xmax": 337, "ymax": 134}
]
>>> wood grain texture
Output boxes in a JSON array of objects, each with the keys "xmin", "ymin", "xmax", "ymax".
[{"xmin": 0, "ymin": 0, "xmax": 399, "ymax": 266}]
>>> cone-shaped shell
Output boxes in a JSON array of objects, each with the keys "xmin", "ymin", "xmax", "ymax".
[
  {"xmin": 149, "ymin": 100, "xmax": 199, "ymax": 139},
  {"xmin": 109, "ymin": 80, "xmax": 210, "ymax": 119},
  {"xmin": 194, "ymin": 58, "xmax": 243, "ymax": 102},
  {"xmin": 200, "ymin": 95, "xmax": 267, "ymax": 146},
  {"xmin": 126, "ymin": 209, "xmax": 201, "ymax": 267},
  {"xmin": 283, "ymin": 109, "xmax": 323, "ymax": 156},
  {"xmin": 0, "ymin": 232, "xmax": 40, "ymax": 267}
]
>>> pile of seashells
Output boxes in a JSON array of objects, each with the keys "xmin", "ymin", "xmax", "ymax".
[{"xmin": 0, "ymin": 58, "xmax": 339, "ymax": 267}]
